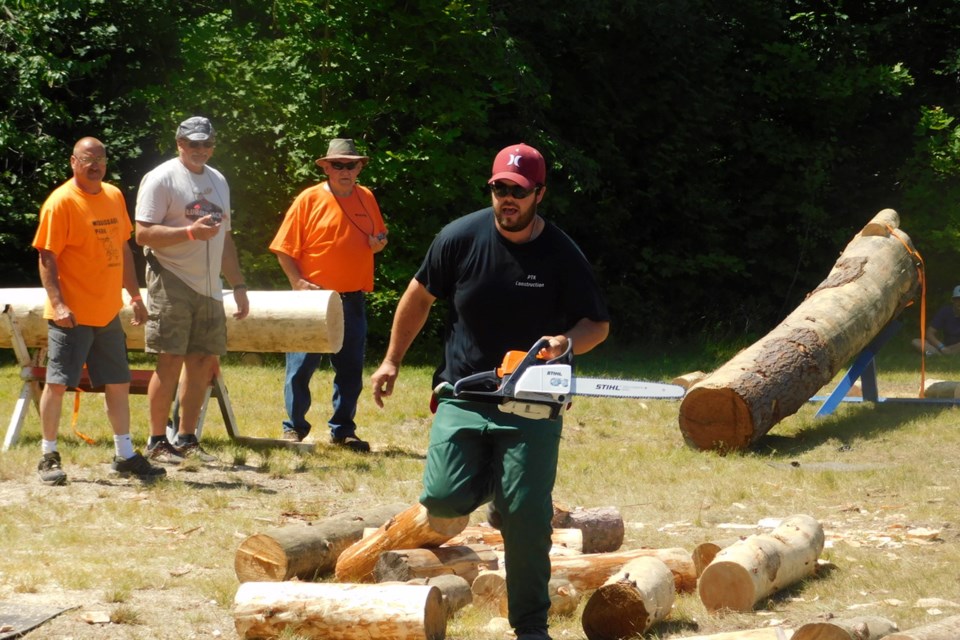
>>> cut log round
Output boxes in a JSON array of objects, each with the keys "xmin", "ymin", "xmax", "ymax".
[
  {"xmin": 792, "ymin": 615, "xmax": 898, "ymax": 640},
  {"xmin": 335, "ymin": 503, "xmax": 468, "ymax": 583},
  {"xmin": 374, "ymin": 544, "xmax": 499, "ymax": 584},
  {"xmin": 672, "ymin": 371, "xmax": 708, "ymax": 389},
  {"xmin": 698, "ymin": 515, "xmax": 824, "ymax": 612},
  {"xmin": 550, "ymin": 547, "xmax": 696, "ymax": 594},
  {"xmin": 885, "ymin": 615, "xmax": 960, "ymax": 639},
  {"xmin": 398, "ymin": 575, "xmax": 473, "ymax": 619},
  {"xmin": 580, "ymin": 556, "xmax": 676, "ymax": 640},
  {"xmin": 497, "ymin": 577, "xmax": 580, "ymax": 618},
  {"xmin": 234, "ymin": 503, "xmax": 408, "ymax": 583},
  {"xmin": 471, "ymin": 569, "xmax": 508, "ymax": 608},
  {"xmin": 692, "ymin": 538, "xmax": 741, "ymax": 577},
  {"xmin": 679, "ymin": 210, "xmax": 920, "ymax": 451},
  {"xmin": 551, "ymin": 505, "xmax": 625, "ymax": 554},
  {"xmin": 0, "ymin": 288, "xmax": 344, "ymax": 353},
  {"xmin": 233, "ymin": 581, "xmax": 445, "ymax": 640}
]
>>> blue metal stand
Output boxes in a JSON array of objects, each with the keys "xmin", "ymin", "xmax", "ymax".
[{"xmin": 813, "ymin": 319, "xmax": 960, "ymax": 416}]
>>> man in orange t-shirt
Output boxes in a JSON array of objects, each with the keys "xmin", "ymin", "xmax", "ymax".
[
  {"xmin": 269, "ymin": 138, "xmax": 387, "ymax": 451},
  {"xmin": 31, "ymin": 137, "xmax": 164, "ymax": 484}
]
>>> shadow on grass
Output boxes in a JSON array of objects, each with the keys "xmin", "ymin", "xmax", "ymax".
[{"xmin": 750, "ymin": 401, "xmax": 954, "ymax": 458}]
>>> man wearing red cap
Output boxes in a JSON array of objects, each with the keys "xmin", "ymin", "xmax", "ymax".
[{"xmin": 371, "ymin": 143, "xmax": 609, "ymax": 640}]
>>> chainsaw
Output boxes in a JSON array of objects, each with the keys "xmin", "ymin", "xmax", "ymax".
[{"xmin": 451, "ymin": 338, "xmax": 686, "ymax": 419}]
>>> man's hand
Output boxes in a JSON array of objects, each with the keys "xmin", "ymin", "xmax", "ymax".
[
  {"xmin": 130, "ymin": 299, "xmax": 147, "ymax": 326},
  {"xmin": 51, "ymin": 302, "xmax": 76, "ymax": 328},
  {"xmin": 189, "ymin": 216, "xmax": 221, "ymax": 241},
  {"xmin": 371, "ymin": 361, "xmax": 399, "ymax": 408},
  {"xmin": 233, "ymin": 289, "xmax": 250, "ymax": 319},
  {"xmin": 536, "ymin": 335, "xmax": 570, "ymax": 360}
]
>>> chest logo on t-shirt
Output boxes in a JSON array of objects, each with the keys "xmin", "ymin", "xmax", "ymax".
[
  {"xmin": 516, "ymin": 273, "xmax": 545, "ymax": 289},
  {"xmin": 185, "ymin": 193, "xmax": 223, "ymax": 223}
]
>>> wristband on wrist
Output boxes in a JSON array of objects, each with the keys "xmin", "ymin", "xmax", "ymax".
[
  {"xmin": 185, "ymin": 226, "xmax": 195, "ymax": 241},
  {"xmin": 130, "ymin": 295, "xmax": 142, "ymax": 303}
]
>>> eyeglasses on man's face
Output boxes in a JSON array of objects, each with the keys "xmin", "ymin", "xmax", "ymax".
[
  {"xmin": 330, "ymin": 160, "xmax": 360, "ymax": 171},
  {"xmin": 186, "ymin": 140, "xmax": 215, "ymax": 149},
  {"xmin": 73, "ymin": 155, "xmax": 107, "ymax": 167},
  {"xmin": 489, "ymin": 182, "xmax": 539, "ymax": 199}
]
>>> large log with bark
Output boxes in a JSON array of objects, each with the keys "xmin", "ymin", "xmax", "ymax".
[
  {"xmin": 792, "ymin": 616, "xmax": 899, "ymax": 640},
  {"xmin": 550, "ymin": 547, "xmax": 696, "ymax": 593},
  {"xmin": 373, "ymin": 544, "xmax": 499, "ymax": 584},
  {"xmin": 335, "ymin": 503, "xmax": 469, "ymax": 583},
  {"xmin": 234, "ymin": 503, "xmax": 408, "ymax": 583},
  {"xmin": 678, "ymin": 210, "xmax": 920, "ymax": 451},
  {"xmin": 233, "ymin": 581, "xmax": 445, "ymax": 640},
  {"xmin": 0, "ymin": 288, "xmax": 344, "ymax": 353},
  {"xmin": 698, "ymin": 515, "xmax": 824, "ymax": 612},
  {"xmin": 551, "ymin": 505, "xmax": 625, "ymax": 553},
  {"xmin": 885, "ymin": 615, "xmax": 960, "ymax": 639},
  {"xmin": 580, "ymin": 556, "xmax": 676, "ymax": 640}
]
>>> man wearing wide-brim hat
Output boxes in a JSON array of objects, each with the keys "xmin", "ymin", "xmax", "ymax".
[{"xmin": 270, "ymin": 138, "xmax": 388, "ymax": 452}]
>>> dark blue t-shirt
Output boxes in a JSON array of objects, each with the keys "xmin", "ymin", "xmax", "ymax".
[
  {"xmin": 415, "ymin": 208, "xmax": 609, "ymax": 385},
  {"xmin": 931, "ymin": 303, "xmax": 960, "ymax": 345}
]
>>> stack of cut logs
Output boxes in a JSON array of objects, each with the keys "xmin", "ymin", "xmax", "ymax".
[{"xmin": 230, "ymin": 504, "xmax": 956, "ymax": 640}]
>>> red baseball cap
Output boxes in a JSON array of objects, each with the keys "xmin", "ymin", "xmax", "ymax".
[{"xmin": 488, "ymin": 143, "xmax": 546, "ymax": 190}]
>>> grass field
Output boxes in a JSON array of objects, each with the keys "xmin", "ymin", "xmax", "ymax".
[{"xmin": 0, "ymin": 335, "xmax": 958, "ymax": 639}]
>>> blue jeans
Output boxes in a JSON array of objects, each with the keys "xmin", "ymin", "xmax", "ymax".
[{"xmin": 283, "ymin": 291, "xmax": 366, "ymax": 439}]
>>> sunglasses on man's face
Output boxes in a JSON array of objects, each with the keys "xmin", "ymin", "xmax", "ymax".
[
  {"xmin": 187, "ymin": 140, "xmax": 215, "ymax": 149},
  {"xmin": 330, "ymin": 161, "xmax": 360, "ymax": 171},
  {"xmin": 489, "ymin": 182, "xmax": 538, "ymax": 199}
]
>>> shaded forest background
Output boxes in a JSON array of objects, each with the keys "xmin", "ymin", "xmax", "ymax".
[{"xmin": 2, "ymin": 0, "xmax": 960, "ymax": 350}]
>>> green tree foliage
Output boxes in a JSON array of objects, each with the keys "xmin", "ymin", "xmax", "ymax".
[{"xmin": 2, "ymin": 0, "xmax": 959, "ymax": 345}]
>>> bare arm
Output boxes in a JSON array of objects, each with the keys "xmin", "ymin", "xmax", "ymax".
[
  {"xmin": 121, "ymin": 242, "xmax": 147, "ymax": 325},
  {"xmin": 37, "ymin": 249, "xmax": 74, "ymax": 327},
  {"xmin": 538, "ymin": 318, "xmax": 611, "ymax": 359},
  {"xmin": 221, "ymin": 234, "xmax": 249, "ymax": 319},
  {"xmin": 274, "ymin": 251, "xmax": 320, "ymax": 290},
  {"xmin": 370, "ymin": 278, "xmax": 436, "ymax": 407}
]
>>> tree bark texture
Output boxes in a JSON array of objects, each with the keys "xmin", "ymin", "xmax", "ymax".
[
  {"xmin": 233, "ymin": 581, "xmax": 445, "ymax": 640},
  {"xmin": 792, "ymin": 616, "xmax": 899, "ymax": 640},
  {"xmin": 678, "ymin": 210, "xmax": 920, "ymax": 451},
  {"xmin": 698, "ymin": 515, "xmax": 825, "ymax": 612},
  {"xmin": 373, "ymin": 544, "xmax": 499, "ymax": 584},
  {"xmin": 335, "ymin": 503, "xmax": 468, "ymax": 583},
  {"xmin": 549, "ymin": 547, "xmax": 696, "ymax": 594},
  {"xmin": 551, "ymin": 505, "xmax": 625, "ymax": 554},
  {"xmin": 0, "ymin": 288, "xmax": 344, "ymax": 353},
  {"xmin": 885, "ymin": 615, "xmax": 960, "ymax": 639},
  {"xmin": 580, "ymin": 556, "xmax": 676, "ymax": 640},
  {"xmin": 234, "ymin": 503, "xmax": 408, "ymax": 583}
]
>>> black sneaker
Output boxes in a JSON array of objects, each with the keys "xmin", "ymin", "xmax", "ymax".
[
  {"xmin": 110, "ymin": 452, "xmax": 166, "ymax": 479},
  {"xmin": 38, "ymin": 452, "xmax": 67, "ymax": 486},
  {"xmin": 146, "ymin": 439, "xmax": 185, "ymax": 464},
  {"xmin": 175, "ymin": 435, "xmax": 218, "ymax": 463},
  {"xmin": 331, "ymin": 435, "xmax": 371, "ymax": 453}
]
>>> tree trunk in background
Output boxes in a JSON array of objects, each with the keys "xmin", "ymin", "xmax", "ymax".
[{"xmin": 679, "ymin": 210, "xmax": 920, "ymax": 451}]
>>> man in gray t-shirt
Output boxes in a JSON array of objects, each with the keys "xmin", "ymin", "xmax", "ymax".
[{"xmin": 135, "ymin": 116, "xmax": 250, "ymax": 461}]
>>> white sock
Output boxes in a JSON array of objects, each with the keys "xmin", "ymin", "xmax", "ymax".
[
  {"xmin": 114, "ymin": 434, "xmax": 135, "ymax": 459},
  {"xmin": 41, "ymin": 439, "xmax": 58, "ymax": 455}
]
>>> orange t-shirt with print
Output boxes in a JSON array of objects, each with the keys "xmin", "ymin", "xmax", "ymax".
[
  {"xmin": 269, "ymin": 183, "xmax": 386, "ymax": 293},
  {"xmin": 32, "ymin": 179, "xmax": 132, "ymax": 327}
]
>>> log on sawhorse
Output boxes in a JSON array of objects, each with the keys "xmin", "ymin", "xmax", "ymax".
[
  {"xmin": 1, "ymin": 304, "xmax": 314, "ymax": 453},
  {"xmin": 811, "ymin": 319, "xmax": 960, "ymax": 416}
]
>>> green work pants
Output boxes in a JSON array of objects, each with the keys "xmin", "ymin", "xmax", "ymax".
[{"xmin": 420, "ymin": 395, "xmax": 562, "ymax": 630}]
